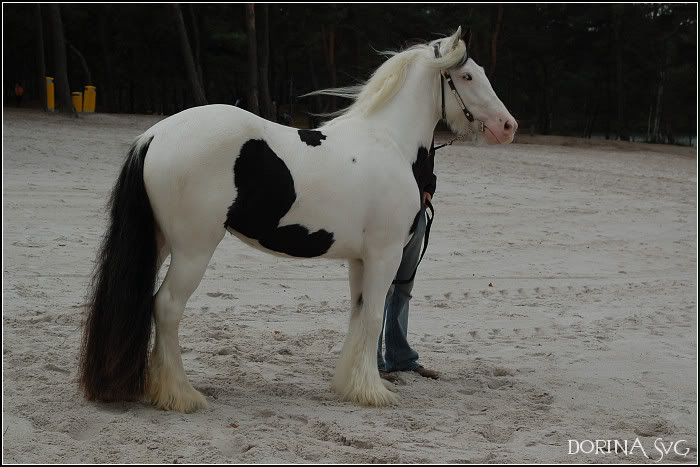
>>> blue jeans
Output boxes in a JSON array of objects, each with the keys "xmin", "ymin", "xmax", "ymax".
[{"xmin": 377, "ymin": 204, "xmax": 427, "ymax": 372}]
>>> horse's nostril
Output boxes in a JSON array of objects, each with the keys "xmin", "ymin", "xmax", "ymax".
[{"xmin": 504, "ymin": 120, "xmax": 512, "ymax": 131}]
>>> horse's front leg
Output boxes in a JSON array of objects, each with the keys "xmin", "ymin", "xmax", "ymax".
[{"xmin": 332, "ymin": 247, "xmax": 402, "ymax": 406}]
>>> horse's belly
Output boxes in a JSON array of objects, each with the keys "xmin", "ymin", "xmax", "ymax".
[
  {"xmin": 226, "ymin": 226, "xmax": 356, "ymax": 260},
  {"xmin": 225, "ymin": 224, "xmax": 338, "ymax": 259}
]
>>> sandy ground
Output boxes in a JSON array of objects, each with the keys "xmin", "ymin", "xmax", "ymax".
[{"xmin": 2, "ymin": 108, "xmax": 697, "ymax": 464}]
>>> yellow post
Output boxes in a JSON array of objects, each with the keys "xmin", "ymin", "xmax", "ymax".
[
  {"xmin": 72, "ymin": 91, "xmax": 83, "ymax": 112},
  {"xmin": 83, "ymin": 85, "xmax": 96, "ymax": 112},
  {"xmin": 45, "ymin": 77, "xmax": 55, "ymax": 111}
]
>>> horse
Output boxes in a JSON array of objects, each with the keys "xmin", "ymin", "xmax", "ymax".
[{"xmin": 79, "ymin": 27, "xmax": 517, "ymax": 413}]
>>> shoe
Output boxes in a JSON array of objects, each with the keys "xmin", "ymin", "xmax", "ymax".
[
  {"xmin": 412, "ymin": 365, "xmax": 439, "ymax": 380},
  {"xmin": 379, "ymin": 371, "xmax": 400, "ymax": 383}
]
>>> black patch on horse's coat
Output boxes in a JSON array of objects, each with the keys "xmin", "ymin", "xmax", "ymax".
[
  {"xmin": 357, "ymin": 294, "xmax": 363, "ymax": 307},
  {"xmin": 352, "ymin": 157, "xmax": 357, "ymax": 163},
  {"xmin": 409, "ymin": 210, "xmax": 421, "ymax": 234},
  {"xmin": 298, "ymin": 129, "xmax": 327, "ymax": 147},
  {"xmin": 225, "ymin": 139, "xmax": 335, "ymax": 258},
  {"xmin": 259, "ymin": 224, "xmax": 334, "ymax": 258},
  {"xmin": 412, "ymin": 146, "xmax": 429, "ymax": 191}
]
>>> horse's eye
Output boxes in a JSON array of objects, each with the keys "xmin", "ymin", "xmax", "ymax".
[{"xmin": 464, "ymin": 73, "xmax": 473, "ymax": 81}]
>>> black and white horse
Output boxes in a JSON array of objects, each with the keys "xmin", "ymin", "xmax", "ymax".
[{"xmin": 79, "ymin": 27, "xmax": 517, "ymax": 412}]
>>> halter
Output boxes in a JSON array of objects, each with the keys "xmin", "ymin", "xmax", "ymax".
[{"xmin": 433, "ymin": 42, "xmax": 485, "ymax": 144}]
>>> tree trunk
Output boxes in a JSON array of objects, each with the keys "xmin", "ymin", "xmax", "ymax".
[
  {"xmin": 34, "ymin": 4, "xmax": 47, "ymax": 111},
  {"xmin": 129, "ymin": 79, "xmax": 135, "ymax": 114},
  {"xmin": 612, "ymin": 5, "xmax": 628, "ymax": 141},
  {"xmin": 160, "ymin": 80, "xmax": 168, "ymax": 115},
  {"xmin": 68, "ymin": 43, "xmax": 93, "ymax": 86},
  {"xmin": 258, "ymin": 3, "xmax": 273, "ymax": 119},
  {"xmin": 320, "ymin": 25, "xmax": 337, "ymax": 112},
  {"xmin": 187, "ymin": 4, "xmax": 205, "ymax": 88},
  {"xmin": 506, "ymin": 47, "xmax": 513, "ymax": 107},
  {"xmin": 98, "ymin": 8, "xmax": 117, "ymax": 112},
  {"xmin": 171, "ymin": 4, "xmax": 207, "ymax": 106},
  {"xmin": 584, "ymin": 94, "xmax": 600, "ymax": 138},
  {"xmin": 652, "ymin": 69, "xmax": 665, "ymax": 143},
  {"xmin": 605, "ymin": 44, "xmax": 612, "ymax": 140},
  {"xmin": 347, "ymin": 8, "xmax": 362, "ymax": 76},
  {"xmin": 289, "ymin": 74, "xmax": 293, "ymax": 121},
  {"xmin": 590, "ymin": 97, "xmax": 600, "ymax": 138},
  {"xmin": 307, "ymin": 50, "xmax": 322, "ymax": 127},
  {"xmin": 537, "ymin": 60, "xmax": 551, "ymax": 134},
  {"xmin": 479, "ymin": 32, "xmax": 489, "ymax": 67},
  {"xmin": 307, "ymin": 50, "xmax": 322, "ymax": 110},
  {"xmin": 48, "ymin": 4, "xmax": 75, "ymax": 115},
  {"xmin": 246, "ymin": 3, "xmax": 259, "ymax": 115},
  {"xmin": 175, "ymin": 86, "xmax": 183, "ymax": 113},
  {"xmin": 489, "ymin": 5, "xmax": 504, "ymax": 78}
]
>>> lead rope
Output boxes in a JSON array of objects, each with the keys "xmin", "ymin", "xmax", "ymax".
[
  {"xmin": 392, "ymin": 138, "xmax": 436, "ymax": 286},
  {"xmin": 392, "ymin": 198, "xmax": 434, "ymax": 286},
  {"xmin": 434, "ymin": 134, "xmax": 468, "ymax": 151}
]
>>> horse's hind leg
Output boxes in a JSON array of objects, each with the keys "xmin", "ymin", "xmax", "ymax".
[
  {"xmin": 147, "ymin": 241, "xmax": 221, "ymax": 412},
  {"xmin": 332, "ymin": 249, "xmax": 402, "ymax": 406},
  {"xmin": 155, "ymin": 226, "xmax": 170, "ymax": 271}
]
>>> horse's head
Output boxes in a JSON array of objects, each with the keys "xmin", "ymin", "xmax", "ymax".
[{"xmin": 434, "ymin": 27, "xmax": 517, "ymax": 144}]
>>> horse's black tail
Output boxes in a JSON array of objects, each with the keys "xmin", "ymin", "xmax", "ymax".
[{"xmin": 79, "ymin": 135, "xmax": 157, "ymax": 401}]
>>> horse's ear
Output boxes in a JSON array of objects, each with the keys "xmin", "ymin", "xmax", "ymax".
[{"xmin": 448, "ymin": 26, "xmax": 462, "ymax": 51}]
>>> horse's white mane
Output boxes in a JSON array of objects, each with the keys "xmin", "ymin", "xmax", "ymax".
[{"xmin": 304, "ymin": 33, "xmax": 467, "ymax": 121}]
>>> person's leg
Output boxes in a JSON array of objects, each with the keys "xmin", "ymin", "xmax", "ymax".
[
  {"xmin": 378, "ymin": 287, "xmax": 404, "ymax": 383},
  {"xmin": 383, "ymin": 205, "xmax": 426, "ymax": 372},
  {"xmin": 377, "ymin": 297, "xmax": 388, "ymax": 372}
]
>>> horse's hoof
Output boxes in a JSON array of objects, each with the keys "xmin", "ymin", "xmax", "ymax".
[
  {"xmin": 381, "ymin": 378, "xmax": 397, "ymax": 391},
  {"xmin": 148, "ymin": 381, "xmax": 208, "ymax": 413},
  {"xmin": 333, "ymin": 379, "xmax": 399, "ymax": 407},
  {"xmin": 150, "ymin": 387, "xmax": 208, "ymax": 413},
  {"xmin": 349, "ymin": 385, "xmax": 399, "ymax": 407}
]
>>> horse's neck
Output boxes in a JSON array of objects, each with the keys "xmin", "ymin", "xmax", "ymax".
[{"xmin": 366, "ymin": 64, "xmax": 440, "ymax": 163}]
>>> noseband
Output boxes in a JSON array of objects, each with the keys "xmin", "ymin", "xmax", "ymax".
[{"xmin": 433, "ymin": 42, "xmax": 485, "ymax": 134}]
